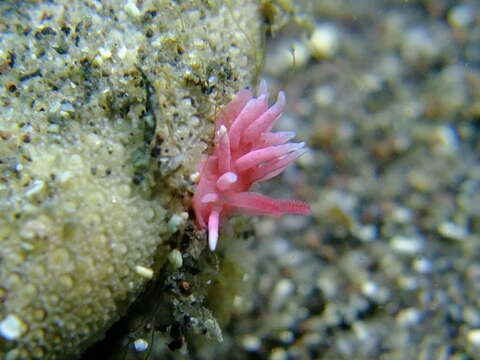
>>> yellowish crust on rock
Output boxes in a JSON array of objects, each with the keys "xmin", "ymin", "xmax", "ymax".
[{"xmin": 0, "ymin": 0, "xmax": 263, "ymax": 358}]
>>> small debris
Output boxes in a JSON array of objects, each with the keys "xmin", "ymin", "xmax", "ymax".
[
  {"xmin": 133, "ymin": 338, "xmax": 149, "ymax": 352},
  {"xmin": 390, "ymin": 235, "xmax": 424, "ymax": 254},
  {"xmin": 467, "ymin": 329, "xmax": 480, "ymax": 346},
  {"xmin": 134, "ymin": 265, "xmax": 154, "ymax": 279},
  {"xmin": 168, "ymin": 249, "xmax": 183, "ymax": 269},
  {"xmin": 0, "ymin": 314, "xmax": 28, "ymax": 340},
  {"xmin": 167, "ymin": 212, "xmax": 188, "ymax": 233},
  {"xmin": 241, "ymin": 335, "xmax": 261, "ymax": 352},
  {"xmin": 124, "ymin": 0, "xmax": 142, "ymax": 19}
]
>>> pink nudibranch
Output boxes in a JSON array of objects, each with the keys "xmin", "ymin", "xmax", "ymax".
[{"xmin": 192, "ymin": 81, "xmax": 311, "ymax": 250}]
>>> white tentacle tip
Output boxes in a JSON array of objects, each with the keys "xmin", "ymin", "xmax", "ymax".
[
  {"xmin": 216, "ymin": 171, "xmax": 238, "ymax": 191},
  {"xmin": 208, "ymin": 231, "xmax": 218, "ymax": 251},
  {"xmin": 258, "ymin": 79, "xmax": 268, "ymax": 98}
]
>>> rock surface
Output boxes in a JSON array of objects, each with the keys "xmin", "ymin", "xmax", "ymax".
[{"xmin": 0, "ymin": 0, "xmax": 262, "ymax": 358}]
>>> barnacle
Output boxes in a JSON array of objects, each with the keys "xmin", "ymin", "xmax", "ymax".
[{"xmin": 193, "ymin": 81, "xmax": 311, "ymax": 250}]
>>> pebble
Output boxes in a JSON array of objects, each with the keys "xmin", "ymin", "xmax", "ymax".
[
  {"xmin": 390, "ymin": 235, "xmax": 424, "ymax": 254},
  {"xmin": 270, "ymin": 279, "xmax": 295, "ymax": 311},
  {"xmin": 396, "ymin": 308, "xmax": 424, "ymax": 327},
  {"xmin": 265, "ymin": 43, "xmax": 297, "ymax": 77},
  {"xmin": 448, "ymin": 4, "xmax": 476, "ymax": 28},
  {"xmin": 270, "ymin": 347, "xmax": 288, "ymax": 360},
  {"xmin": 402, "ymin": 26, "xmax": 441, "ymax": 66},
  {"xmin": 464, "ymin": 306, "xmax": 480, "ymax": 327},
  {"xmin": 168, "ymin": 249, "xmax": 183, "ymax": 269},
  {"xmin": 133, "ymin": 338, "xmax": 149, "ymax": 352},
  {"xmin": 438, "ymin": 221, "xmax": 468, "ymax": 241},
  {"xmin": 241, "ymin": 335, "xmax": 261, "ymax": 352},
  {"xmin": 167, "ymin": 212, "xmax": 188, "ymax": 233},
  {"xmin": 467, "ymin": 329, "xmax": 480, "ymax": 346},
  {"xmin": 355, "ymin": 224, "xmax": 377, "ymax": 242},
  {"xmin": 361, "ymin": 281, "xmax": 389, "ymax": 303},
  {"xmin": 309, "ymin": 23, "xmax": 340, "ymax": 59},
  {"xmin": 432, "ymin": 125, "xmax": 459, "ymax": 154},
  {"xmin": 412, "ymin": 257, "xmax": 433, "ymax": 274}
]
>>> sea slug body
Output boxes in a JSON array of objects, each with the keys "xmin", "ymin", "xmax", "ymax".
[{"xmin": 193, "ymin": 81, "xmax": 311, "ymax": 250}]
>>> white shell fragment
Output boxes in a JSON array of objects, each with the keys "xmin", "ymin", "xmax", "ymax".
[
  {"xmin": 134, "ymin": 265, "xmax": 154, "ymax": 279},
  {"xmin": 0, "ymin": 314, "xmax": 27, "ymax": 340}
]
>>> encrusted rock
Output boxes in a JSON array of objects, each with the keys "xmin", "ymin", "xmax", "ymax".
[{"xmin": 0, "ymin": 0, "xmax": 263, "ymax": 358}]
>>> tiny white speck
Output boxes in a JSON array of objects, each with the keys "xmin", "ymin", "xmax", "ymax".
[
  {"xmin": 98, "ymin": 47, "xmax": 112, "ymax": 59},
  {"xmin": 190, "ymin": 172, "xmax": 200, "ymax": 183},
  {"xmin": 58, "ymin": 171, "xmax": 73, "ymax": 184},
  {"xmin": 25, "ymin": 179, "xmax": 45, "ymax": 197},
  {"xmin": 134, "ymin": 338, "xmax": 149, "ymax": 352},
  {"xmin": 362, "ymin": 281, "xmax": 379, "ymax": 298},
  {"xmin": 390, "ymin": 235, "xmax": 423, "ymax": 254},
  {"xmin": 117, "ymin": 46, "xmax": 128, "ymax": 60},
  {"xmin": 0, "ymin": 314, "xmax": 27, "ymax": 340},
  {"xmin": 467, "ymin": 329, "xmax": 480, "ymax": 346},
  {"xmin": 218, "ymin": 125, "xmax": 227, "ymax": 137},
  {"xmin": 396, "ymin": 307, "xmax": 423, "ymax": 327},
  {"xmin": 241, "ymin": 334, "xmax": 261, "ymax": 351},
  {"xmin": 124, "ymin": 0, "xmax": 141, "ymax": 18},
  {"xmin": 135, "ymin": 265, "xmax": 154, "ymax": 279}
]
